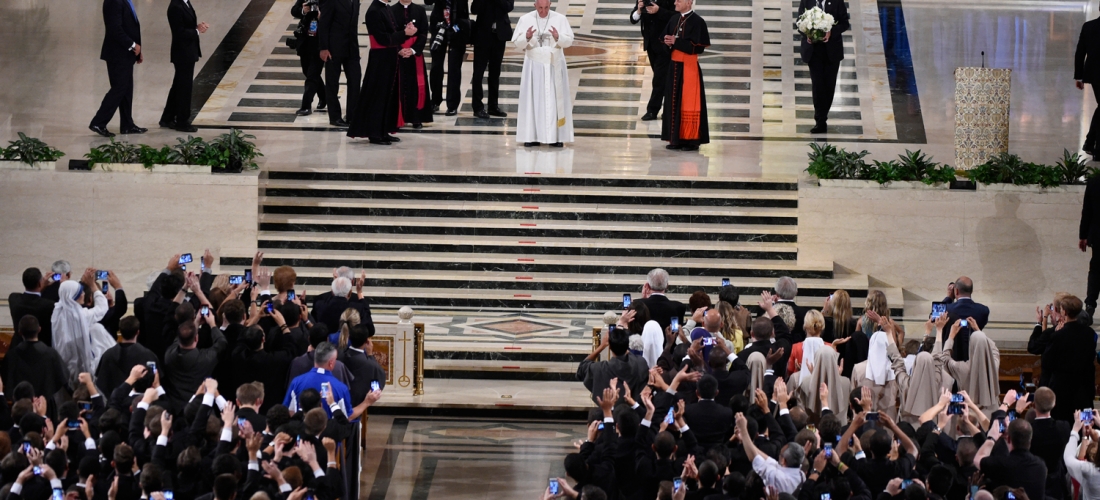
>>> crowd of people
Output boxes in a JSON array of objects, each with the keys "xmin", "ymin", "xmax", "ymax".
[
  {"xmin": 563, "ymin": 269, "xmax": 1100, "ymax": 500},
  {"xmin": 2, "ymin": 252, "xmax": 388, "ymax": 500}
]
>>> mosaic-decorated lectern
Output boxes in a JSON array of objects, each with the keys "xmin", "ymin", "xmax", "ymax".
[{"xmin": 954, "ymin": 67, "xmax": 1012, "ymax": 169}]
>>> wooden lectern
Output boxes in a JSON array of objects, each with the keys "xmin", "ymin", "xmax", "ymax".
[{"xmin": 954, "ymin": 67, "xmax": 1011, "ymax": 169}]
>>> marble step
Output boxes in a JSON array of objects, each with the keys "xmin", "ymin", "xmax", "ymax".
[
  {"xmin": 219, "ymin": 250, "xmax": 834, "ymax": 279},
  {"xmin": 256, "ymin": 231, "xmax": 798, "ymax": 260},
  {"xmin": 263, "ymin": 170, "xmax": 799, "ymax": 192},
  {"xmin": 258, "ymin": 214, "xmax": 797, "ymax": 242},
  {"xmin": 260, "ymin": 179, "xmax": 798, "ymax": 208},
  {"xmin": 248, "ymin": 267, "xmax": 871, "ymax": 297},
  {"xmin": 259, "ymin": 196, "xmax": 798, "ymax": 225},
  {"xmin": 423, "ymin": 358, "xmax": 578, "ymax": 382}
]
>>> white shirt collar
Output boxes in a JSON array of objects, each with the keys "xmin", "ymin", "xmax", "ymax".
[
  {"xmin": 681, "ymin": 10, "xmax": 692, "ymax": 17},
  {"xmin": 24, "ymin": 291, "xmax": 41, "ymax": 296},
  {"xmin": 349, "ymin": 347, "xmax": 365, "ymax": 353}
]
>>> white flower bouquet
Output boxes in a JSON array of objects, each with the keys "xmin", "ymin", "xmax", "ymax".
[{"xmin": 797, "ymin": 6, "xmax": 835, "ymax": 43}]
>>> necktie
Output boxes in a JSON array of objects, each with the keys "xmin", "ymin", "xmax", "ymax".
[{"xmin": 126, "ymin": 0, "xmax": 138, "ymax": 21}]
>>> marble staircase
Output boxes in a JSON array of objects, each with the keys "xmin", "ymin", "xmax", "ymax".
[{"xmin": 222, "ymin": 170, "xmax": 899, "ymax": 386}]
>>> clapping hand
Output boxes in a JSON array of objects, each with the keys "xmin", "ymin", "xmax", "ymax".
[{"xmin": 550, "ymin": 26, "xmax": 559, "ymax": 41}]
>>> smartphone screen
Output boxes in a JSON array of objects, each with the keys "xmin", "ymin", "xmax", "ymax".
[
  {"xmin": 164, "ymin": 492, "xmax": 174, "ymax": 500},
  {"xmin": 147, "ymin": 361, "xmax": 157, "ymax": 374},
  {"xmin": 52, "ymin": 489, "xmax": 63, "ymax": 500},
  {"xmin": 673, "ymin": 478, "xmax": 682, "ymax": 492},
  {"xmin": 68, "ymin": 420, "xmax": 81, "ymax": 429},
  {"xmin": 664, "ymin": 408, "xmax": 674, "ymax": 425},
  {"xmin": 823, "ymin": 443, "xmax": 833, "ymax": 458},
  {"xmin": 229, "ymin": 275, "xmax": 243, "ymax": 285},
  {"xmin": 52, "ymin": 273, "xmax": 61, "ymax": 281},
  {"xmin": 96, "ymin": 270, "xmax": 108, "ymax": 280},
  {"xmin": 244, "ymin": 269, "xmax": 253, "ymax": 283},
  {"xmin": 930, "ymin": 301, "xmax": 946, "ymax": 320},
  {"xmin": 549, "ymin": 479, "xmax": 559, "ymax": 495},
  {"xmin": 622, "ymin": 293, "xmax": 632, "ymax": 308},
  {"xmin": 33, "ymin": 466, "xmax": 41, "ymax": 475},
  {"xmin": 321, "ymin": 382, "xmax": 330, "ymax": 397},
  {"xmin": 371, "ymin": 381, "xmax": 380, "ymax": 392},
  {"xmin": 102, "ymin": 282, "xmax": 109, "ymax": 294},
  {"xmin": 670, "ymin": 317, "xmax": 680, "ymax": 333},
  {"xmin": 237, "ymin": 418, "xmax": 247, "ymax": 428},
  {"xmin": 865, "ymin": 412, "xmax": 879, "ymax": 421},
  {"xmin": 79, "ymin": 402, "xmax": 92, "ymax": 412},
  {"xmin": 288, "ymin": 290, "xmax": 296, "ymax": 300},
  {"xmin": 902, "ymin": 480, "xmax": 913, "ymax": 489},
  {"xmin": 201, "ymin": 306, "xmax": 209, "ymax": 316},
  {"xmin": 265, "ymin": 302, "xmax": 274, "ymax": 314},
  {"xmin": 721, "ymin": 278, "xmax": 730, "ymax": 287},
  {"xmin": 960, "ymin": 319, "xmax": 969, "ymax": 328},
  {"xmin": 179, "ymin": 253, "xmax": 193, "ymax": 264},
  {"xmin": 702, "ymin": 337, "xmax": 715, "ymax": 346}
]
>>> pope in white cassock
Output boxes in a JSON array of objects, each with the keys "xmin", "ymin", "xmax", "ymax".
[{"xmin": 512, "ymin": 0, "xmax": 574, "ymax": 147}]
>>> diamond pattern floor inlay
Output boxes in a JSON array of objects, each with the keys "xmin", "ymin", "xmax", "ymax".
[{"xmin": 193, "ymin": 0, "xmax": 906, "ymax": 140}]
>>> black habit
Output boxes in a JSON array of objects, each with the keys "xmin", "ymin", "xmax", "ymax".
[
  {"xmin": 391, "ymin": 1, "xmax": 434, "ymax": 127},
  {"xmin": 661, "ymin": 11, "xmax": 710, "ymax": 147},
  {"xmin": 348, "ymin": 0, "xmax": 402, "ymax": 140}
]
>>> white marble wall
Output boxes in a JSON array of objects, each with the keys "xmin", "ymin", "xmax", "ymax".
[
  {"xmin": 798, "ymin": 182, "xmax": 1089, "ymax": 322},
  {"xmin": 0, "ymin": 169, "xmax": 257, "ymax": 325}
]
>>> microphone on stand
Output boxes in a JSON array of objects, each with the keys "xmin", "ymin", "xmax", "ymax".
[{"xmin": 981, "ymin": 51, "xmax": 986, "ymax": 68}]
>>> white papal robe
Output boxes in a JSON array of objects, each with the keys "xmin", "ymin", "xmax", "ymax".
[{"xmin": 511, "ymin": 10, "xmax": 574, "ymax": 144}]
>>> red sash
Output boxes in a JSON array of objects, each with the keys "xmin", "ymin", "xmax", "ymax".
[{"xmin": 671, "ymin": 50, "xmax": 701, "ymax": 141}]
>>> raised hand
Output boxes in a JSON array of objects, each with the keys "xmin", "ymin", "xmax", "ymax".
[{"xmin": 526, "ymin": 26, "xmax": 536, "ymax": 40}]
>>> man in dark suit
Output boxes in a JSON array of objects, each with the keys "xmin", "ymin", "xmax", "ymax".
[
  {"xmin": 797, "ymin": 0, "xmax": 849, "ymax": 134},
  {"xmin": 41, "ymin": 260, "xmax": 71, "ymax": 302},
  {"xmin": 94, "ymin": 316, "xmax": 158, "ymax": 396},
  {"xmin": 342, "ymin": 325, "xmax": 387, "ymax": 406},
  {"xmin": 1026, "ymin": 388, "xmax": 1071, "ymax": 499},
  {"xmin": 317, "ymin": 0, "xmax": 362, "ymax": 127},
  {"xmin": 470, "ymin": 0, "xmax": 512, "ymax": 119},
  {"xmin": 229, "ymin": 326, "xmax": 296, "ymax": 413},
  {"xmin": 1082, "ymin": 174, "xmax": 1100, "ymax": 315},
  {"xmin": 629, "ymin": 0, "xmax": 674, "ymax": 121},
  {"xmin": 8, "ymin": 268, "xmax": 55, "ymax": 348},
  {"xmin": 425, "ymin": 0, "xmax": 470, "ymax": 115},
  {"xmin": 1076, "ymin": 10, "xmax": 1100, "ymax": 156},
  {"xmin": 774, "ymin": 276, "xmax": 809, "ymax": 344},
  {"xmin": 311, "ymin": 275, "xmax": 375, "ymax": 337},
  {"xmin": 939, "ymin": 276, "xmax": 990, "ymax": 362},
  {"xmin": 90, "ymin": 0, "xmax": 148, "ymax": 137},
  {"xmin": 159, "ymin": 0, "xmax": 208, "ymax": 132},
  {"xmin": 634, "ymin": 268, "xmax": 686, "ymax": 331},
  {"xmin": 683, "ymin": 375, "xmax": 733, "ymax": 450},
  {"xmin": 976, "ymin": 419, "xmax": 1048, "ymax": 500},
  {"xmin": 6, "ymin": 316, "xmax": 69, "ymax": 404}
]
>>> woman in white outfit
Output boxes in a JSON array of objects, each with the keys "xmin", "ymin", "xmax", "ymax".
[
  {"xmin": 1066, "ymin": 410, "xmax": 1100, "ymax": 499},
  {"xmin": 52, "ymin": 279, "xmax": 116, "ymax": 384}
]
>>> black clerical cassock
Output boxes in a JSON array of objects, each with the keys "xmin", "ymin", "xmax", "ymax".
[
  {"xmin": 391, "ymin": 1, "xmax": 434, "ymax": 128},
  {"xmin": 661, "ymin": 10, "xmax": 710, "ymax": 150},
  {"xmin": 348, "ymin": 0, "xmax": 402, "ymax": 142}
]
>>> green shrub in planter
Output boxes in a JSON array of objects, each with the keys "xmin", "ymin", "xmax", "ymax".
[
  {"xmin": 85, "ymin": 138, "xmax": 140, "ymax": 168},
  {"xmin": 168, "ymin": 135, "xmax": 209, "ymax": 165},
  {"xmin": 137, "ymin": 144, "xmax": 173, "ymax": 169},
  {"xmin": 832, "ymin": 148, "xmax": 872, "ymax": 180},
  {"xmin": 0, "ymin": 132, "xmax": 65, "ymax": 166},
  {"xmin": 805, "ymin": 143, "xmax": 839, "ymax": 179},
  {"xmin": 205, "ymin": 128, "xmax": 262, "ymax": 172},
  {"xmin": 868, "ymin": 160, "xmax": 899, "ymax": 184},
  {"xmin": 1055, "ymin": 149, "xmax": 1098, "ymax": 185}
]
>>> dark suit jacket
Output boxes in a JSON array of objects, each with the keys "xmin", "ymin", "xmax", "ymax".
[
  {"xmin": 310, "ymin": 293, "xmax": 375, "ymax": 335},
  {"xmin": 99, "ymin": 288, "xmax": 128, "ymax": 337},
  {"xmin": 470, "ymin": 0, "xmax": 513, "ymax": 41},
  {"xmin": 101, "ymin": 0, "xmax": 142, "ymax": 63},
  {"xmin": 167, "ymin": 0, "xmax": 201, "ymax": 63},
  {"xmin": 1077, "ymin": 18, "xmax": 1100, "ymax": 83},
  {"xmin": 796, "ymin": 0, "xmax": 849, "ymax": 64},
  {"xmin": 7, "ymin": 292, "xmax": 55, "ymax": 347},
  {"xmin": 1042, "ymin": 321, "xmax": 1098, "ymax": 421},
  {"xmin": 425, "ymin": 0, "xmax": 469, "ymax": 26},
  {"xmin": 1029, "ymin": 417, "xmax": 1070, "ymax": 498},
  {"xmin": 712, "ymin": 367, "xmax": 749, "ymax": 406},
  {"xmin": 635, "ymin": 294, "xmax": 687, "ymax": 332},
  {"xmin": 94, "ymin": 341, "xmax": 158, "ymax": 395},
  {"xmin": 342, "ymin": 347, "xmax": 386, "ymax": 406},
  {"xmin": 939, "ymin": 297, "xmax": 990, "ymax": 362},
  {"xmin": 1082, "ymin": 175, "xmax": 1100, "ymax": 246},
  {"xmin": 683, "ymin": 399, "xmax": 733, "ymax": 450},
  {"xmin": 629, "ymin": 0, "xmax": 675, "ymax": 51},
  {"xmin": 6, "ymin": 341, "xmax": 69, "ymax": 405},
  {"xmin": 317, "ymin": 0, "xmax": 361, "ymax": 57}
]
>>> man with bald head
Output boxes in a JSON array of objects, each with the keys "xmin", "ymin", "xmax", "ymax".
[{"xmin": 940, "ymin": 276, "xmax": 990, "ymax": 362}]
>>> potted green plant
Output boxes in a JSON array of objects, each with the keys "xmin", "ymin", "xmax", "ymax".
[
  {"xmin": 0, "ymin": 132, "xmax": 65, "ymax": 169},
  {"xmin": 83, "ymin": 137, "xmax": 211, "ymax": 173},
  {"xmin": 205, "ymin": 129, "xmax": 262, "ymax": 173}
]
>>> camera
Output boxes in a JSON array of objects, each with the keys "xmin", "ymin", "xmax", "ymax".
[{"xmin": 430, "ymin": 23, "xmax": 448, "ymax": 52}]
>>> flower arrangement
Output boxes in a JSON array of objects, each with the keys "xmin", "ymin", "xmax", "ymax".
[{"xmin": 797, "ymin": 7, "xmax": 835, "ymax": 43}]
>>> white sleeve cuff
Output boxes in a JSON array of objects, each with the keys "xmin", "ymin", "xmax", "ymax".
[
  {"xmin": 50, "ymin": 479, "xmax": 62, "ymax": 490},
  {"xmin": 156, "ymin": 386, "xmax": 166, "ymax": 398},
  {"xmin": 329, "ymin": 403, "xmax": 341, "ymax": 414},
  {"xmin": 765, "ymin": 369, "xmax": 774, "ymax": 376},
  {"xmin": 603, "ymin": 417, "xmax": 614, "ymax": 424},
  {"xmin": 10, "ymin": 483, "xmax": 22, "ymax": 495},
  {"xmin": 631, "ymin": 402, "xmax": 640, "ymax": 410},
  {"xmin": 279, "ymin": 484, "xmax": 292, "ymax": 493},
  {"xmin": 679, "ymin": 425, "xmax": 690, "ymax": 433},
  {"xmin": 220, "ymin": 428, "xmax": 232, "ymax": 442},
  {"xmin": 188, "ymin": 395, "xmax": 196, "ymax": 403},
  {"xmin": 45, "ymin": 441, "xmax": 56, "ymax": 450},
  {"xmin": 85, "ymin": 438, "xmax": 97, "ymax": 450},
  {"xmin": 728, "ymin": 353, "xmax": 737, "ymax": 363},
  {"xmin": 666, "ymin": 388, "xmax": 677, "ymax": 395},
  {"xmin": 779, "ymin": 409, "xmax": 790, "ymax": 416},
  {"xmin": 91, "ymin": 393, "xmax": 102, "ymax": 399},
  {"xmin": 313, "ymin": 468, "xmax": 326, "ymax": 478},
  {"xmin": 202, "ymin": 393, "xmax": 215, "ymax": 406},
  {"xmin": 215, "ymin": 395, "xmax": 227, "ymax": 410},
  {"xmin": 632, "ymin": 10, "xmax": 640, "ymax": 21},
  {"xmin": 137, "ymin": 402, "xmax": 150, "ymax": 411},
  {"xmin": 156, "ymin": 436, "xmax": 169, "ymax": 446},
  {"xmin": 641, "ymin": 419, "xmax": 652, "ymax": 427},
  {"xmin": 822, "ymin": 406, "xmax": 830, "ymax": 412},
  {"xmin": 855, "ymin": 451, "xmax": 866, "ymax": 460},
  {"xmin": 247, "ymin": 462, "xmax": 259, "ymax": 471}
]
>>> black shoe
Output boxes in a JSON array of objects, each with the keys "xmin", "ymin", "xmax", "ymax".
[
  {"xmin": 412, "ymin": 123, "xmax": 423, "ymax": 129},
  {"xmin": 681, "ymin": 144, "xmax": 699, "ymax": 151},
  {"xmin": 432, "ymin": 104, "xmax": 441, "ymax": 112},
  {"xmin": 330, "ymin": 119, "xmax": 349, "ymax": 127},
  {"xmin": 317, "ymin": 102, "xmax": 327, "ymax": 110},
  {"xmin": 809, "ymin": 124, "xmax": 827, "ymax": 134},
  {"xmin": 175, "ymin": 124, "xmax": 198, "ymax": 133},
  {"xmin": 385, "ymin": 135, "xmax": 401, "ymax": 143},
  {"xmin": 550, "ymin": 142, "xmax": 563, "ymax": 148},
  {"xmin": 474, "ymin": 109, "xmax": 490, "ymax": 119},
  {"xmin": 488, "ymin": 107, "xmax": 508, "ymax": 118},
  {"xmin": 159, "ymin": 120, "xmax": 176, "ymax": 129},
  {"xmin": 368, "ymin": 137, "xmax": 392, "ymax": 145},
  {"xmin": 89, "ymin": 125, "xmax": 114, "ymax": 137},
  {"xmin": 120, "ymin": 126, "xmax": 148, "ymax": 134},
  {"xmin": 665, "ymin": 144, "xmax": 682, "ymax": 150},
  {"xmin": 523, "ymin": 142, "xmax": 541, "ymax": 147},
  {"xmin": 296, "ymin": 108, "xmax": 312, "ymax": 116},
  {"xmin": 641, "ymin": 112, "xmax": 658, "ymax": 121},
  {"xmin": 445, "ymin": 108, "xmax": 458, "ymax": 116}
]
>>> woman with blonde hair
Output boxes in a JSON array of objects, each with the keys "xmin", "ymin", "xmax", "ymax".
[
  {"xmin": 786, "ymin": 310, "xmax": 831, "ymax": 406},
  {"xmin": 717, "ymin": 301, "xmax": 749, "ymax": 353},
  {"xmin": 827, "ymin": 290, "xmax": 866, "ymax": 378},
  {"xmin": 333, "ymin": 308, "xmax": 360, "ymax": 351}
]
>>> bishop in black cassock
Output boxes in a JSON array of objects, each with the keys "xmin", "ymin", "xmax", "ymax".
[
  {"xmin": 348, "ymin": 0, "xmax": 407, "ymax": 144},
  {"xmin": 661, "ymin": 0, "xmax": 709, "ymax": 151},
  {"xmin": 391, "ymin": 0, "xmax": 434, "ymax": 128}
]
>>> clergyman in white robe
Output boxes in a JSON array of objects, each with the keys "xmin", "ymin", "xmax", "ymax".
[{"xmin": 512, "ymin": 3, "xmax": 574, "ymax": 145}]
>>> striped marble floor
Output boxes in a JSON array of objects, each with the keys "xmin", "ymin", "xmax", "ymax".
[{"xmin": 193, "ymin": 0, "xmax": 905, "ymax": 141}]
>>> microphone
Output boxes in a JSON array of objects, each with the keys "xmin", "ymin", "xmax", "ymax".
[{"xmin": 981, "ymin": 51, "xmax": 985, "ymax": 68}]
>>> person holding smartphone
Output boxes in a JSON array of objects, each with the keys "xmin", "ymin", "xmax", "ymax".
[
  {"xmin": 577, "ymin": 315, "xmax": 649, "ymax": 405},
  {"xmin": 341, "ymin": 325, "xmax": 387, "ymax": 407},
  {"xmin": 633, "ymin": 268, "xmax": 686, "ymax": 332},
  {"xmin": 8, "ymin": 267, "xmax": 58, "ymax": 349}
]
